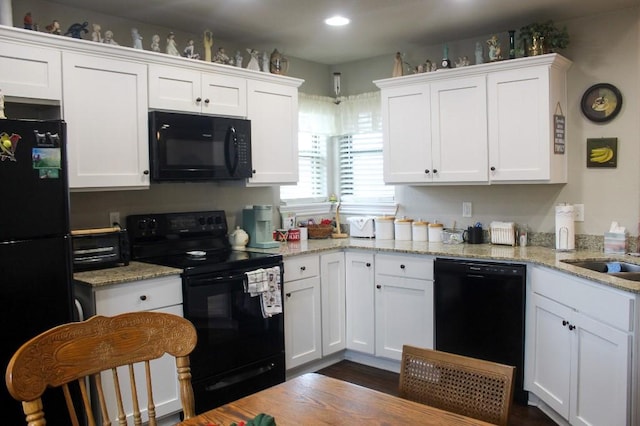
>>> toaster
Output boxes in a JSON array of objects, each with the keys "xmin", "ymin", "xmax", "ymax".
[
  {"xmin": 71, "ymin": 227, "xmax": 130, "ymax": 271},
  {"xmin": 347, "ymin": 216, "xmax": 376, "ymax": 238}
]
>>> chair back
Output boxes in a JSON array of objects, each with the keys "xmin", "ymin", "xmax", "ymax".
[
  {"xmin": 5, "ymin": 311, "xmax": 197, "ymax": 426},
  {"xmin": 399, "ymin": 345, "xmax": 515, "ymax": 426}
]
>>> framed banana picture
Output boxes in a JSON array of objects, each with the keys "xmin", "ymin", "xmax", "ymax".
[{"xmin": 587, "ymin": 138, "xmax": 617, "ymax": 168}]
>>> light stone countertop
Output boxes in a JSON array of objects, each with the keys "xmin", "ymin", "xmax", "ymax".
[{"xmin": 74, "ymin": 239, "xmax": 640, "ymax": 294}]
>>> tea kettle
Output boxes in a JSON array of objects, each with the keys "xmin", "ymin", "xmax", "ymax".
[
  {"xmin": 229, "ymin": 226, "xmax": 249, "ymax": 250},
  {"xmin": 269, "ymin": 49, "xmax": 289, "ymax": 75}
]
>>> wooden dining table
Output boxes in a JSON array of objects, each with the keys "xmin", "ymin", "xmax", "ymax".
[{"xmin": 178, "ymin": 372, "xmax": 494, "ymax": 425}]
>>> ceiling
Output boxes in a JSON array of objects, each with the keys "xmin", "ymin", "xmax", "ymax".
[{"xmin": 51, "ymin": 0, "xmax": 638, "ymax": 65}]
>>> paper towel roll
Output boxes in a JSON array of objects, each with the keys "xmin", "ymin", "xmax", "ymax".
[{"xmin": 555, "ymin": 204, "xmax": 575, "ymax": 251}]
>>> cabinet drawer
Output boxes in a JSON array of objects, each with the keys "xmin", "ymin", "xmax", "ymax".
[
  {"xmin": 95, "ymin": 275, "xmax": 182, "ymax": 316},
  {"xmin": 284, "ymin": 255, "xmax": 319, "ymax": 282},
  {"xmin": 375, "ymin": 254, "xmax": 433, "ymax": 280},
  {"xmin": 532, "ymin": 266, "xmax": 634, "ymax": 331}
]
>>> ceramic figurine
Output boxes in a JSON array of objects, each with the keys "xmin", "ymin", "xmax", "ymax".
[
  {"xmin": 103, "ymin": 30, "xmax": 119, "ymax": 45},
  {"xmin": 151, "ymin": 34, "xmax": 161, "ymax": 52},
  {"xmin": 234, "ymin": 51, "xmax": 243, "ymax": 67},
  {"xmin": 261, "ymin": 51, "xmax": 269, "ymax": 72},
  {"xmin": 475, "ymin": 41, "xmax": 484, "ymax": 64},
  {"xmin": 246, "ymin": 49, "xmax": 260, "ymax": 70},
  {"xmin": 166, "ymin": 32, "xmax": 180, "ymax": 56},
  {"xmin": 392, "ymin": 51, "xmax": 403, "ymax": 77},
  {"xmin": 0, "ymin": 89, "xmax": 6, "ymax": 119},
  {"xmin": 131, "ymin": 28, "xmax": 143, "ymax": 49},
  {"xmin": 65, "ymin": 22, "xmax": 89, "ymax": 39},
  {"xmin": 91, "ymin": 23, "xmax": 103, "ymax": 42},
  {"xmin": 487, "ymin": 35, "xmax": 502, "ymax": 62},
  {"xmin": 213, "ymin": 47, "xmax": 231, "ymax": 64},
  {"xmin": 269, "ymin": 49, "xmax": 289, "ymax": 74},
  {"xmin": 455, "ymin": 56, "xmax": 470, "ymax": 67},
  {"xmin": 45, "ymin": 20, "xmax": 61, "ymax": 35},
  {"xmin": 203, "ymin": 30, "xmax": 213, "ymax": 61},
  {"xmin": 23, "ymin": 12, "xmax": 33, "ymax": 30},
  {"xmin": 183, "ymin": 39, "xmax": 199, "ymax": 59}
]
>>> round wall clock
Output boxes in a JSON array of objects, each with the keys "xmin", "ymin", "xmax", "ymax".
[{"xmin": 580, "ymin": 83, "xmax": 623, "ymax": 123}]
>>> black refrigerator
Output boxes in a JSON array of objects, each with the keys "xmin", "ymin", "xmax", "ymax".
[{"xmin": 0, "ymin": 119, "xmax": 77, "ymax": 423}]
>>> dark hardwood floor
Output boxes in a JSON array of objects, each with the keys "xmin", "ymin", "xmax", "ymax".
[{"xmin": 317, "ymin": 360, "xmax": 557, "ymax": 425}]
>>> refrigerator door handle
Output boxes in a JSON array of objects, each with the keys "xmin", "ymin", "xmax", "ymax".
[{"xmin": 74, "ymin": 299, "xmax": 84, "ymax": 322}]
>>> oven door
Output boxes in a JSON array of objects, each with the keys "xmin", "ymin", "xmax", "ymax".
[{"xmin": 183, "ymin": 268, "xmax": 284, "ymax": 381}]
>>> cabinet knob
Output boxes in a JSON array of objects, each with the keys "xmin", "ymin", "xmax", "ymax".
[
  {"xmin": 376, "ymin": 284, "xmax": 382, "ymax": 289},
  {"xmin": 143, "ymin": 170, "xmax": 150, "ymax": 175},
  {"xmin": 568, "ymin": 324, "xmax": 576, "ymax": 331},
  {"xmin": 400, "ymin": 264, "xmax": 406, "ymax": 269},
  {"xmin": 139, "ymin": 295, "xmax": 147, "ymax": 301},
  {"xmin": 300, "ymin": 266, "xmax": 306, "ymax": 271},
  {"xmin": 490, "ymin": 166, "xmax": 496, "ymax": 171},
  {"xmin": 204, "ymin": 98, "xmax": 210, "ymax": 104},
  {"xmin": 286, "ymin": 293, "xmax": 291, "ymax": 298},
  {"xmin": 562, "ymin": 320, "xmax": 569, "ymax": 327},
  {"xmin": 252, "ymin": 169, "xmax": 257, "ymax": 174},
  {"xmin": 432, "ymin": 169, "xmax": 438, "ymax": 174},
  {"xmin": 196, "ymin": 97, "xmax": 202, "ymax": 102},
  {"xmin": 366, "ymin": 262, "xmax": 371, "ymax": 267},
  {"xmin": 425, "ymin": 169, "xmax": 430, "ymax": 174}
]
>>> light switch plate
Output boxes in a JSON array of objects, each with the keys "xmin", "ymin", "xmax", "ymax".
[
  {"xmin": 574, "ymin": 204, "xmax": 584, "ymax": 222},
  {"xmin": 109, "ymin": 211, "xmax": 121, "ymax": 227},
  {"xmin": 462, "ymin": 202, "xmax": 472, "ymax": 218}
]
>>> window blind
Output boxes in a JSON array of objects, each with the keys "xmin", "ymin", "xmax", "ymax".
[{"xmin": 279, "ymin": 133, "xmax": 327, "ymax": 200}]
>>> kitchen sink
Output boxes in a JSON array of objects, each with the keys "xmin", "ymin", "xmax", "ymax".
[{"xmin": 561, "ymin": 259, "xmax": 640, "ymax": 281}]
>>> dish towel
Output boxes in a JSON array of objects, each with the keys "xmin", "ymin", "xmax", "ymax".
[{"xmin": 244, "ymin": 266, "xmax": 282, "ymax": 318}]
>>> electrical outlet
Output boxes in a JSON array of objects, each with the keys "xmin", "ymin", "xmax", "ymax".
[
  {"xmin": 109, "ymin": 211, "xmax": 121, "ymax": 227},
  {"xmin": 462, "ymin": 202, "xmax": 472, "ymax": 218},
  {"xmin": 574, "ymin": 204, "xmax": 584, "ymax": 222}
]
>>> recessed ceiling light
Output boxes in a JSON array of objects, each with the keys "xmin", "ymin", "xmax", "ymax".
[{"xmin": 325, "ymin": 15, "xmax": 350, "ymax": 26}]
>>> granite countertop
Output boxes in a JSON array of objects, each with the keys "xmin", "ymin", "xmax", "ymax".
[{"xmin": 74, "ymin": 239, "xmax": 640, "ymax": 294}]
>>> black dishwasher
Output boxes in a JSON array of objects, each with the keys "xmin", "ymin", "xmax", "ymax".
[{"xmin": 434, "ymin": 258, "xmax": 526, "ymax": 403}]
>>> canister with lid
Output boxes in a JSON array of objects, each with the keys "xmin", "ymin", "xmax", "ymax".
[
  {"xmin": 428, "ymin": 222, "xmax": 444, "ymax": 243},
  {"xmin": 412, "ymin": 220, "xmax": 429, "ymax": 241},
  {"xmin": 394, "ymin": 217, "xmax": 413, "ymax": 241},
  {"xmin": 375, "ymin": 216, "xmax": 395, "ymax": 240}
]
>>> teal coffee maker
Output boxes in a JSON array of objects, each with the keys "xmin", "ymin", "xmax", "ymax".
[{"xmin": 243, "ymin": 205, "xmax": 280, "ymax": 248}]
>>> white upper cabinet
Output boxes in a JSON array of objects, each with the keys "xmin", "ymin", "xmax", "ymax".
[
  {"xmin": 375, "ymin": 54, "xmax": 571, "ymax": 185},
  {"xmin": 148, "ymin": 64, "xmax": 247, "ymax": 117}
]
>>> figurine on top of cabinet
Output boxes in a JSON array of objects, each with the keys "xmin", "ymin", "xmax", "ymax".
[
  {"xmin": 246, "ymin": 49, "xmax": 260, "ymax": 71},
  {"xmin": 150, "ymin": 34, "xmax": 161, "ymax": 52},
  {"xmin": 183, "ymin": 39, "xmax": 200, "ymax": 59},
  {"xmin": 455, "ymin": 56, "xmax": 470, "ymax": 67},
  {"xmin": 0, "ymin": 89, "xmax": 6, "ymax": 119},
  {"xmin": 91, "ymin": 23, "xmax": 103, "ymax": 42},
  {"xmin": 131, "ymin": 28, "xmax": 143, "ymax": 49},
  {"xmin": 166, "ymin": 32, "xmax": 180, "ymax": 56},
  {"xmin": 65, "ymin": 22, "xmax": 88, "ymax": 39},
  {"xmin": 392, "ymin": 52, "xmax": 403, "ymax": 77},
  {"xmin": 103, "ymin": 30, "xmax": 119, "ymax": 45},
  {"xmin": 23, "ymin": 12, "xmax": 33, "ymax": 30},
  {"xmin": 487, "ymin": 35, "xmax": 502, "ymax": 62},
  {"xmin": 203, "ymin": 30, "xmax": 213, "ymax": 62},
  {"xmin": 475, "ymin": 41, "xmax": 484, "ymax": 64},
  {"xmin": 261, "ymin": 51, "xmax": 269, "ymax": 72},
  {"xmin": 234, "ymin": 51, "xmax": 243, "ymax": 67},
  {"xmin": 213, "ymin": 47, "xmax": 231, "ymax": 65},
  {"xmin": 45, "ymin": 20, "xmax": 61, "ymax": 35}
]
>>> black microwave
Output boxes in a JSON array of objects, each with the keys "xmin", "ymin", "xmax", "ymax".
[{"xmin": 149, "ymin": 111, "xmax": 252, "ymax": 181}]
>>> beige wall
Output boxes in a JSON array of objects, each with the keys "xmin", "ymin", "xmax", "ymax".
[{"xmin": 10, "ymin": 2, "xmax": 639, "ymax": 238}]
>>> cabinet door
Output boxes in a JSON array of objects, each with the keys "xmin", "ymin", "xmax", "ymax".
[
  {"xmin": 431, "ymin": 76, "xmax": 488, "ymax": 183},
  {"xmin": 148, "ymin": 64, "xmax": 202, "ymax": 113},
  {"xmin": 381, "ymin": 84, "xmax": 432, "ymax": 183},
  {"xmin": 487, "ymin": 66, "xmax": 552, "ymax": 182},
  {"xmin": 529, "ymin": 293, "xmax": 572, "ymax": 419},
  {"xmin": 375, "ymin": 273, "xmax": 433, "ymax": 360},
  {"xmin": 201, "ymin": 73, "xmax": 247, "ymax": 117},
  {"xmin": 570, "ymin": 312, "xmax": 630, "ymax": 426},
  {"xmin": 247, "ymin": 80, "xmax": 298, "ymax": 185},
  {"xmin": 320, "ymin": 252, "xmax": 346, "ymax": 356},
  {"xmin": 345, "ymin": 252, "xmax": 375, "ymax": 354},
  {"xmin": 62, "ymin": 52, "xmax": 149, "ymax": 190},
  {"xmin": 283, "ymin": 276, "xmax": 321, "ymax": 369},
  {"xmin": 0, "ymin": 41, "xmax": 61, "ymax": 101}
]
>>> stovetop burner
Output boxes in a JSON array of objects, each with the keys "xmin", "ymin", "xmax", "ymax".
[{"xmin": 126, "ymin": 210, "xmax": 282, "ymax": 276}]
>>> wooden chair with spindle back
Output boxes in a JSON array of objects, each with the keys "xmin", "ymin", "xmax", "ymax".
[
  {"xmin": 5, "ymin": 311, "xmax": 197, "ymax": 426},
  {"xmin": 399, "ymin": 345, "xmax": 515, "ymax": 426}
]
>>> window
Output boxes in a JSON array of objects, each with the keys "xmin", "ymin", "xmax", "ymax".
[{"xmin": 280, "ymin": 92, "xmax": 394, "ymax": 208}]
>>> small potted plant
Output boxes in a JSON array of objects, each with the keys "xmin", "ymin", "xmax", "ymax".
[{"xmin": 518, "ymin": 20, "xmax": 569, "ymax": 56}]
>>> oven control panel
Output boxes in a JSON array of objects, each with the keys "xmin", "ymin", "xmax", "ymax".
[{"xmin": 127, "ymin": 211, "xmax": 228, "ymax": 239}]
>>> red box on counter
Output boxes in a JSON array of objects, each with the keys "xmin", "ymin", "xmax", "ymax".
[{"xmin": 273, "ymin": 229, "xmax": 301, "ymax": 242}]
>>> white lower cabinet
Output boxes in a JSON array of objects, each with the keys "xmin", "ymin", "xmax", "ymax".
[
  {"xmin": 374, "ymin": 253, "xmax": 434, "ymax": 360},
  {"xmin": 527, "ymin": 266, "xmax": 633, "ymax": 426},
  {"xmin": 283, "ymin": 255, "xmax": 322, "ymax": 369},
  {"xmin": 320, "ymin": 252, "xmax": 346, "ymax": 356},
  {"xmin": 345, "ymin": 252, "xmax": 375, "ymax": 354},
  {"xmin": 89, "ymin": 275, "xmax": 184, "ymax": 424}
]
